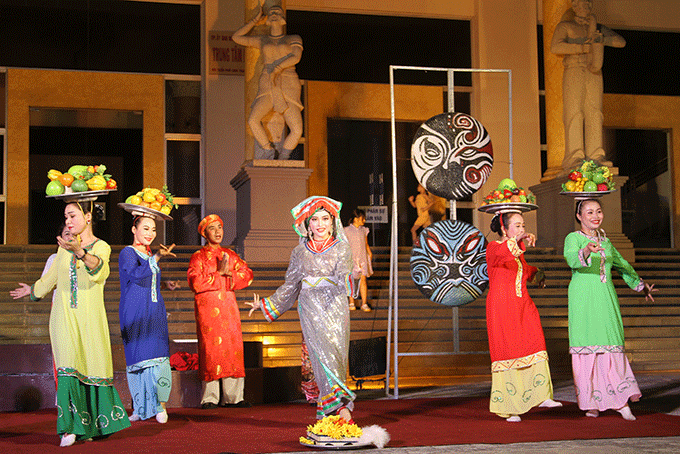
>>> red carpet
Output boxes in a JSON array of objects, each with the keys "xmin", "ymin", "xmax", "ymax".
[{"xmin": 1, "ymin": 397, "xmax": 679, "ymax": 453}]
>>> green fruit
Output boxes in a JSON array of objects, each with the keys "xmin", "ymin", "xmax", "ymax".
[
  {"xmin": 71, "ymin": 179, "xmax": 89, "ymax": 192},
  {"xmin": 46, "ymin": 180, "xmax": 65, "ymax": 196},
  {"xmin": 125, "ymin": 195, "xmax": 134, "ymax": 204},
  {"xmin": 592, "ymin": 173, "xmax": 606, "ymax": 184},
  {"xmin": 497, "ymin": 178, "xmax": 517, "ymax": 191},
  {"xmin": 67, "ymin": 165, "xmax": 89, "ymax": 179},
  {"xmin": 583, "ymin": 181, "xmax": 598, "ymax": 192}
]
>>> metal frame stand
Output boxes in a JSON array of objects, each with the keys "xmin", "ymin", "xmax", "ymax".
[{"xmin": 385, "ymin": 66, "xmax": 513, "ymax": 398}]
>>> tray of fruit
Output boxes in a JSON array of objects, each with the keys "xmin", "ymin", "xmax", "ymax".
[
  {"xmin": 118, "ymin": 186, "xmax": 177, "ymax": 221},
  {"xmin": 46, "ymin": 165, "xmax": 117, "ymax": 202},
  {"xmin": 560, "ymin": 160, "xmax": 615, "ymax": 199},
  {"xmin": 299, "ymin": 415, "xmax": 368, "ymax": 450},
  {"xmin": 478, "ymin": 178, "xmax": 538, "ymax": 213}
]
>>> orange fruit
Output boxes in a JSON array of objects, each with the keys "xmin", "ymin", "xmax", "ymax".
[{"xmin": 58, "ymin": 173, "xmax": 75, "ymax": 187}]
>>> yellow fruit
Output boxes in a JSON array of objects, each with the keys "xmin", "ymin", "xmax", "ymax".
[
  {"xmin": 160, "ymin": 205, "xmax": 172, "ymax": 215},
  {"xmin": 150, "ymin": 201, "xmax": 162, "ymax": 211},
  {"xmin": 143, "ymin": 191, "xmax": 157, "ymax": 203},
  {"xmin": 142, "ymin": 187, "xmax": 160, "ymax": 197},
  {"xmin": 48, "ymin": 169, "xmax": 62, "ymax": 181},
  {"xmin": 86, "ymin": 175, "xmax": 106, "ymax": 190},
  {"xmin": 565, "ymin": 180, "xmax": 577, "ymax": 192},
  {"xmin": 129, "ymin": 195, "xmax": 142, "ymax": 205}
]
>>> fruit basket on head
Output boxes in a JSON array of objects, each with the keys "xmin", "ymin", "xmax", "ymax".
[
  {"xmin": 478, "ymin": 177, "xmax": 538, "ymax": 215},
  {"xmin": 559, "ymin": 160, "xmax": 616, "ymax": 200},
  {"xmin": 45, "ymin": 164, "xmax": 117, "ymax": 203},
  {"xmin": 118, "ymin": 186, "xmax": 177, "ymax": 221}
]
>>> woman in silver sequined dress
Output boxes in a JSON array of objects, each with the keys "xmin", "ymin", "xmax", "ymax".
[{"xmin": 249, "ymin": 196, "xmax": 356, "ymax": 422}]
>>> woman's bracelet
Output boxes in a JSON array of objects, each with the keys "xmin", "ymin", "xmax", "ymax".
[{"xmin": 76, "ymin": 251, "xmax": 87, "ymax": 260}]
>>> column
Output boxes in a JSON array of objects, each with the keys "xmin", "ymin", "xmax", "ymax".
[
  {"xmin": 230, "ymin": 163, "xmax": 312, "ymax": 262},
  {"xmin": 541, "ymin": 0, "xmax": 567, "ymax": 182}
]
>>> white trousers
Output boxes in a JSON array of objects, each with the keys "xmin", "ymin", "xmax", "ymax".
[{"xmin": 201, "ymin": 377, "xmax": 244, "ymax": 405}]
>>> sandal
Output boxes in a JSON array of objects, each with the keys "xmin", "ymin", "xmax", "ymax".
[
  {"xmin": 360, "ymin": 303, "xmax": 371, "ymax": 312},
  {"xmin": 349, "ymin": 302, "xmax": 356, "ymax": 310}
]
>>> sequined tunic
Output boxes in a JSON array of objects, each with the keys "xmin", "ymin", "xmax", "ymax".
[
  {"xmin": 261, "ymin": 239, "xmax": 355, "ymax": 418},
  {"xmin": 187, "ymin": 246, "xmax": 254, "ymax": 382}
]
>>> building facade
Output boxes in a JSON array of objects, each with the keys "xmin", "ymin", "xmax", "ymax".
[{"xmin": 2, "ymin": 0, "xmax": 679, "ymax": 250}]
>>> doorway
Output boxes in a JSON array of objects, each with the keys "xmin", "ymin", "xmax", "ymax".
[
  {"xmin": 29, "ymin": 108, "xmax": 143, "ymax": 245},
  {"xmin": 327, "ymin": 119, "xmax": 426, "ymax": 247},
  {"xmin": 606, "ymin": 128, "xmax": 673, "ymax": 248}
]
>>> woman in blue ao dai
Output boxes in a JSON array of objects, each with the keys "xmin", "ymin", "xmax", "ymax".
[{"xmin": 119, "ymin": 215, "xmax": 176, "ymax": 423}]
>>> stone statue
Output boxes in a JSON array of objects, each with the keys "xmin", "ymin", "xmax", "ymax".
[
  {"xmin": 233, "ymin": 4, "xmax": 303, "ymax": 160},
  {"xmin": 551, "ymin": 0, "xmax": 625, "ymax": 171}
]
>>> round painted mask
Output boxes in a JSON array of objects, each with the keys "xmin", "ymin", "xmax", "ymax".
[
  {"xmin": 411, "ymin": 112, "xmax": 493, "ymax": 200},
  {"xmin": 410, "ymin": 220, "xmax": 488, "ymax": 307}
]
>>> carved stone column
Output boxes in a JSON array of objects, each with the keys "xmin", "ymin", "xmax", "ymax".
[{"xmin": 541, "ymin": 0, "xmax": 567, "ymax": 182}]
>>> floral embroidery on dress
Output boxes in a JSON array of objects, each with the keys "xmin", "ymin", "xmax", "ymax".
[
  {"xmin": 69, "ymin": 254, "xmax": 79, "ymax": 308},
  {"xmin": 503, "ymin": 239, "xmax": 524, "ymax": 297},
  {"xmin": 491, "ymin": 350, "xmax": 549, "ymax": 372},
  {"xmin": 514, "ymin": 258, "xmax": 523, "ymax": 297},
  {"xmin": 569, "ymin": 345, "xmax": 625, "ymax": 354}
]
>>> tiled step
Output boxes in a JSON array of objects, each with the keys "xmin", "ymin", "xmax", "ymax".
[{"xmin": 1, "ymin": 244, "xmax": 680, "ymax": 381}]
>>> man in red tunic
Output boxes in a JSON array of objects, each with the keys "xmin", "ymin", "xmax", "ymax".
[{"xmin": 188, "ymin": 215, "xmax": 254, "ymax": 408}]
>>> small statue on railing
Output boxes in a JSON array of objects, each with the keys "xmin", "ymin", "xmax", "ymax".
[{"xmin": 233, "ymin": 2, "xmax": 303, "ymax": 160}]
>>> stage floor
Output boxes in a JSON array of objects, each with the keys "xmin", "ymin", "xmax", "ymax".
[
  {"xmin": 278, "ymin": 373, "xmax": 680, "ymax": 454},
  {"xmin": 283, "ymin": 373, "xmax": 680, "ymax": 454},
  {"xmin": 283, "ymin": 436, "xmax": 680, "ymax": 454},
  {"xmin": 1, "ymin": 373, "xmax": 678, "ymax": 453}
]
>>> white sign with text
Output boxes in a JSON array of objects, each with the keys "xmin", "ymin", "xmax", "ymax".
[{"xmin": 358, "ymin": 206, "xmax": 388, "ymax": 224}]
